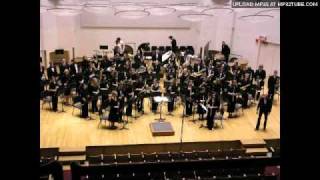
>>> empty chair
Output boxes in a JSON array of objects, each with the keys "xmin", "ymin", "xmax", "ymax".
[
  {"xmin": 196, "ymin": 150, "xmax": 213, "ymax": 160},
  {"xmin": 170, "ymin": 152, "xmax": 185, "ymax": 161},
  {"xmin": 195, "ymin": 169, "xmax": 214, "ymax": 179},
  {"xmin": 158, "ymin": 46, "xmax": 165, "ymax": 52},
  {"xmin": 156, "ymin": 152, "xmax": 172, "ymax": 162},
  {"xmin": 72, "ymin": 96, "xmax": 83, "ymax": 115},
  {"xmin": 102, "ymin": 154, "xmax": 116, "ymax": 164},
  {"xmin": 184, "ymin": 151, "xmax": 198, "ymax": 161},
  {"xmin": 143, "ymin": 152, "xmax": 157, "ymax": 163},
  {"xmin": 115, "ymin": 153, "xmax": 131, "ymax": 164},
  {"xmin": 87, "ymin": 155, "xmax": 102, "ymax": 165},
  {"xmin": 151, "ymin": 46, "xmax": 157, "ymax": 51},
  {"xmin": 212, "ymin": 149, "xmax": 226, "ymax": 159},
  {"xmin": 130, "ymin": 153, "xmax": 144, "ymax": 163},
  {"xmin": 179, "ymin": 170, "xmax": 197, "ymax": 179},
  {"xmin": 227, "ymin": 149, "xmax": 246, "ymax": 158},
  {"xmin": 41, "ymin": 91, "xmax": 52, "ymax": 110}
]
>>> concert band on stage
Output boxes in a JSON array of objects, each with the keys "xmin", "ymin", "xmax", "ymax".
[{"xmin": 40, "ymin": 38, "xmax": 279, "ymax": 131}]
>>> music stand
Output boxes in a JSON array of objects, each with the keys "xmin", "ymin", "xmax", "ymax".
[{"xmin": 154, "ymin": 96, "xmax": 168, "ymax": 121}]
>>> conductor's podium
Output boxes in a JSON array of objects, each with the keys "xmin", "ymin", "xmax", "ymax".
[{"xmin": 150, "ymin": 122, "xmax": 175, "ymax": 136}]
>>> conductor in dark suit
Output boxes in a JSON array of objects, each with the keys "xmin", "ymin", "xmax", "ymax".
[
  {"xmin": 221, "ymin": 41, "xmax": 230, "ymax": 63},
  {"xmin": 169, "ymin": 36, "xmax": 177, "ymax": 53},
  {"xmin": 255, "ymin": 94, "xmax": 272, "ymax": 130}
]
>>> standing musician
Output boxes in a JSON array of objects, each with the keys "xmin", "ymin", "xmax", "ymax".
[
  {"xmin": 169, "ymin": 36, "xmax": 178, "ymax": 54},
  {"xmin": 221, "ymin": 41, "xmax": 231, "ymax": 63},
  {"xmin": 227, "ymin": 80, "xmax": 240, "ymax": 118},
  {"xmin": 59, "ymin": 59, "xmax": 69, "ymax": 75},
  {"xmin": 69, "ymin": 59, "xmax": 80, "ymax": 76},
  {"xmin": 151, "ymin": 80, "xmax": 161, "ymax": 113},
  {"xmin": 47, "ymin": 62, "xmax": 58, "ymax": 80},
  {"xmin": 48, "ymin": 77, "xmax": 58, "ymax": 112},
  {"xmin": 267, "ymin": 70, "xmax": 280, "ymax": 101}
]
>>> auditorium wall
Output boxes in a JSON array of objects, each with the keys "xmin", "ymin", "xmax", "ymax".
[
  {"xmin": 40, "ymin": 12, "xmax": 202, "ymax": 61},
  {"xmin": 197, "ymin": 9, "xmax": 280, "ymax": 75}
]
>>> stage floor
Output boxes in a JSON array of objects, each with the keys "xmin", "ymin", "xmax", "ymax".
[{"xmin": 40, "ymin": 96, "xmax": 280, "ymax": 149}]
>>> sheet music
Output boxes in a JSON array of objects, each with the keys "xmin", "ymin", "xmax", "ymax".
[
  {"xmin": 154, "ymin": 96, "xmax": 169, "ymax": 103},
  {"xmin": 200, "ymin": 104, "xmax": 208, "ymax": 113}
]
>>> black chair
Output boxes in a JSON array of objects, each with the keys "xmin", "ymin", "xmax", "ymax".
[
  {"xmin": 212, "ymin": 149, "xmax": 226, "ymax": 159},
  {"xmin": 165, "ymin": 46, "xmax": 172, "ymax": 52},
  {"xmin": 184, "ymin": 151, "xmax": 198, "ymax": 160},
  {"xmin": 87, "ymin": 154, "xmax": 102, "ymax": 165},
  {"xmin": 142, "ymin": 152, "xmax": 157, "ymax": 163},
  {"xmin": 156, "ymin": 152, "xmax": 172, "ymax": 162},
  {"xmin": 130, "ymin": 153, "xmax": 144, "ymax": 163},
  {"xmin": 196, "ymin": 150, "xmax": 213, "ymax": 160},
  {"xmin": 116, "ymin": 153, "xmax": 131, "ymax": 164},
  {"xmin": 158, "ymin": 46, "xmax": 165, "ymax": 52},
  {"xmin": 151, "ymin": 46, "xmax": 157, "ymax": 51},
  {"xmin": 41, "ymin": 91, "xmax": 52, "ymax": 110},
  {"xmin": 72, "ymin": 96, "xmax": 83, "ymax": 115},
  {"xmin": 102, "ymin": 154, "xmax": 116, "ymax": 164},
  {"xmin": 170, "ymin": 152, "xmax": 185, "ymax": 161}
]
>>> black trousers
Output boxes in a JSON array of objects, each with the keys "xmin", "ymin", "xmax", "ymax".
[
  {"xmin": 152, "ymin": 100, "xmax": 158, "ymax": 112},
  {"xmin": 207, "ymin": 110, "xmax": 216, "ymax": 130},
  {"xmin": 186, "ymin": 101, "xmax": 193, "ymax": 115},
  {"xmin": 91, "ymin": 99, "xmax": 98, "ymax": 113},
  {"xmin": 51, "ymin": 95, "xmax": 58, "ymax": 112},
  {"xmin": 168, "ymin": 98, "xmax": 174, "ymax": 112},
  {"xmin": 81, "ymin": 102, "xmax": 89, "ymax": 118},
  {"xmin": 126, "ymin": 103, "xmax": 132, "ymax": 116},
  {"xmin": 256, "ymin": 111, "xmax": 268, "ymax": 130}
]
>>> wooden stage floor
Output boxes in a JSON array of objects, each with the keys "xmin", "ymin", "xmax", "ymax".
[{"xmin": 40, "ymin": 96, "xmax": 280, "ymax": 149}]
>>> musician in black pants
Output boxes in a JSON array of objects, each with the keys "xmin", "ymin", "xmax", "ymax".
[
  {"xmin": 49, "ymin": 77, "xmax": 58, "ymax": 112},
  {"xmin": 255, "ymin": 94, "xmax": 272, "ymax": 130},
  {"xmin": 79, "ymin": 83, "xmax": 89, "ymax": 118}
]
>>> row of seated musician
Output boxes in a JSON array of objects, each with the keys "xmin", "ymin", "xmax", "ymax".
[{"xmin": 71, "ymin": 156, "xmax": 280, "ymax": 180}]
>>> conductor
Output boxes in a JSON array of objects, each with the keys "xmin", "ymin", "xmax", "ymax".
[{"xmin": 255, "ymin": 94, "xmax": 272, "ymax": 131}]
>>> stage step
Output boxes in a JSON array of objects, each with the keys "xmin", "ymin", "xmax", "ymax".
[
  {"xmin": 246, "ymin": 148, "xmax": 269, "ymax": 156},
  {"xmin": 58, "ymin": 155, "xmax": 86, "ymax": 165},
  {"xmin": 241, "ymin": 139, "xmax": 266, "ymax": 148},
  {"xmin": 59, "ymin": 147, "xmax": 85, "ymax": 156}
]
